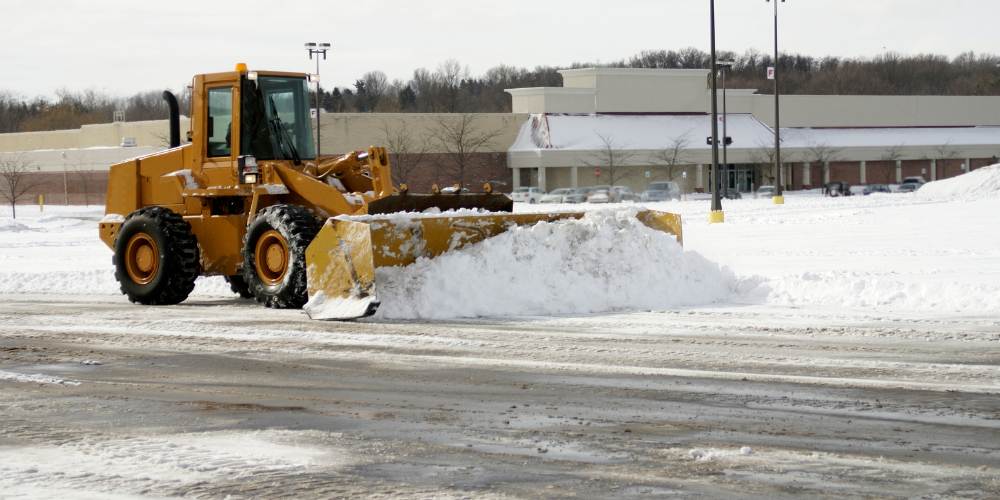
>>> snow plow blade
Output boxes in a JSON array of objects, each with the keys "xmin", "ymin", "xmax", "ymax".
[{"xmin": 303, "ymin": 210, "xmax": 683, "ymax": 320}]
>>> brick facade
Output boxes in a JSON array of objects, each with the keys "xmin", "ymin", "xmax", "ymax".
[
  {"xmin": 388, "ymin": 152, "xmax": 511, "ymax": 192},
  {"xmin": 9, "ymin": 154, "xmax": 511, "ymax": 207}
]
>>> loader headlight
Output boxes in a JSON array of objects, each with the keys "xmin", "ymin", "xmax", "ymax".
[{"xmin": 238, "ymin": 155, "xmax": 259, "ymax": 184}]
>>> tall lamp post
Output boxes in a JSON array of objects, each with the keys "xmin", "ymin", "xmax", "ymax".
[
  {"xmin": 719, "ymin": 60, "xmax": 734, "ymax": 196},
  {"xmin": 305, "ymin": 42, "xmax": 331, "ymax": 154},
  {"xmin": 708, "ymin": 0, "xmax": 724, "ymax": 223},
  {"xmin": 767, "ymin": 0, "xmax": 785, "ymax": 204}
]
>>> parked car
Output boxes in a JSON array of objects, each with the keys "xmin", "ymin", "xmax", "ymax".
[
  {"xmin": 863, "ymin": 184, "xmax": 892, "ymax": 195},
  {"xmin": 587, "ymin": 188, "xmax": 613, "ymax": 203},
  {"xmin": 756, "ymin": 185, "xmax": 776, "ymax": 198},
  {"xmin": 641, "ymin": 181, "xmax": 682, "ymax": 202},
  {"xmin": 539, "ymin": 188, "xmax": 576, "ymax": 204},
  {"xmin": 824, "ymin": 181, "xmax": 852, "ymax": 197},
  {"xmin": 510, "ymin": 187, "xmax": 543, "ymax": 203},
  {"xmin": 611, "ymin": 186, "xmax": 640, "ymax": 202},
  {"xmin": 439, "ymin": 185, "xmax": 469, "ymax": 194},
  {"xmin": 898, "ymin": 176, "xmax": 926, "ymax": 193},
  {"xmin": 721, "ymin": 189, "xmax": 743, "ymax": 200},
  {"xmin": 563, "ymin": 187, "xmax": 591, "ymax": 204}
]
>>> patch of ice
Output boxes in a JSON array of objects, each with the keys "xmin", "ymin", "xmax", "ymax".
[{"xmin": 0, "ymin": 370, "xmax": 81, "ymax": 386}]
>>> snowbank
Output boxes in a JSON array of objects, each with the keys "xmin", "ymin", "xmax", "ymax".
[
  {"xmin": 762, "ymin": 271, "xmax": 1000, "ymax": 314},
  {"xmin": 0, "ymin": 219, "xmax": 31, "ymax": 232},
  {"xmin": 374, "ymin": 209, "xmax": 745, "ymax": 319},
  {"xmin": 0, "ymin": 269, "xmax": 231, "ymax": 297},
  {"xmin": 0, "ymin": 206, "xmax": 233, "ymax": 298},
  {"xmin": 917, "ymin": 164, "xmax": 1000, "ymax": 200}
]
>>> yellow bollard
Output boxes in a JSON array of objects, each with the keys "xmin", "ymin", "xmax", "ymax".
[
  {"xmin": 38, "ymin": 194, "xmax": 44, "ymax": 213},
  {"xmin": 772, "ymin": 195, "xmax": 785, "ymax": 205},
  {"xmin": 708, "ymin": 210, "xmax": 725, "ymax": 224}
]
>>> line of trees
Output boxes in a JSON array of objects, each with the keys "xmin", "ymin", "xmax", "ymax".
[
  {"xmin": 3, "ymin": 49, "xmax": 999, "ymax": 133},
  {"xmin": 0, "ymin": 89, "xmax": 191, "ymax": 134}
]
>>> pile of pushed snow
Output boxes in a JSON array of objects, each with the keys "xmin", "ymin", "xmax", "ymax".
[
  {"xmin": 0, "ymin": 219, "xmax": 31, "ymax": 232},
  {"xmin": 917, "ymin": 164, "xmax": 1000, "ymax": 200},
  {"xmin": 374, "ymin": 209, "xmax": 745, "ymax": 319}
]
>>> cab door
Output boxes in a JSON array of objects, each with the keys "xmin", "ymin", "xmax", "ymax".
[{"xmin": 201, "ymin": 77, "xmax": 241, "ymax": 187}]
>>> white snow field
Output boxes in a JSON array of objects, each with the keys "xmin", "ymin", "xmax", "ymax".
[
  {"xmin": 1, "ymin": 168, "xmax": 999, "ymax": 498},
  {"xmin": 4, "ymin": 166, "xmax": 997, "ymax": 318}
]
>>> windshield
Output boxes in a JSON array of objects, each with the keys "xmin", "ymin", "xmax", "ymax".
[{"xmin": 241, "ymin": 76, "xmax": 316, "ymax": 161}]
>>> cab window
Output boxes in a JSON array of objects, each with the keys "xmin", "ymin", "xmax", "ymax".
[{"xmin": 207, "ymin": 87, "xmax": 233, "ymax": 157}]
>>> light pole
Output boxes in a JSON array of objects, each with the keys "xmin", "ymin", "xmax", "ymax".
[
  {"xmin": 719, "ymin": 60, "xmax": 734, "ymax": 196},
  {"xmin": 708, "ymin": 0, "xmax": 724, "ymax": 223},
  {"xmin": 767, "ymin": 0, "xmax": 785, "ymax": 204},
  {"xmin": 305, "ymin": 42, "xmax": 331, "ymax": 155}
]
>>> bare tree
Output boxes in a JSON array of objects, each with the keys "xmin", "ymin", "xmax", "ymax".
[
  {"xmin": 358, "ymin": 71, "xmax": 390, "ymax": 111},
  {"xmin": 802, "ymin": 142, "xmax": 840, "ymax": 185},
  {"xmin": 0, "ymin": 156, "xmax": 42, "ymax": 218},
  {"xmin": 804, "ymin": 142, "xmax": 841, "ymax": 165},
  {"xmin": 655, "ymin": 134, "xmax": 691, "ymax": 181},
  {"xmin": 877, "ymin": 144, "xmax": 906, "ymax": 183},
  {"xmin": 587, "ymin": 134, "xmax": 638, "ymax": 186},
  {"xmin": 381, "ymin": 119, "xmax": 430, "ymax": 186},
  {"xmin": 429, "ymin": 114, "xmax": 505, "ymax": 188},
  {"xmin": 932, "ymin": 141, "xmax": 959, "ymax": 177},
  {"xmin": 71, "ymin": 166, "xmax": 94, "ymax": 206},
  {"xmin": 749, "ymin": 140, "xmax": 781, "ymax": 185},
  {"xmin": 880, "ymin": 144, "xmax": 905, "ymax": 163}
]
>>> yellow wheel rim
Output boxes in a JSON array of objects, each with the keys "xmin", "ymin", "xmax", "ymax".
[
  {"xmin": 125, "ymin": 233, "xmax": 159, "ymax": 285},
  {"xmin": 254, "ymin": 229, "xmax": 289, "ymax": 286}
]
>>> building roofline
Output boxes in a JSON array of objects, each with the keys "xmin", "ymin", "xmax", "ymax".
[
  {"xmin": 558, "ymin": 67, "xmax": 710, "ymax": 77},
  {"xmin": 504, "ymin": 87, "xmax": 595, "ymax": 96}
]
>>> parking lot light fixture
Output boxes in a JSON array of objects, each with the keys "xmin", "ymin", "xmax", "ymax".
[
  {"xmin": 708, "ymin": 0, "xmax": 724, "ymax": 224},
  {"xmin": 767, "ymin": 0, "xmax": 786, "ymax": 205},
  {"xmin": 305, "ymin": 41, "xmax": 331, "ymax": 153}
]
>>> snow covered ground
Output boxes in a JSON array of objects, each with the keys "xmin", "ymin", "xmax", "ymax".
[
  {"xmin": 3, "ymin": 165, "xmax": 998, "ymax": 319},
  {"xmin": 1, "ymin": 167, "xmax": 998, "ymax": 498}
]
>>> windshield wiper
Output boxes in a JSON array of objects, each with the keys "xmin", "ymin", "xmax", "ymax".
[{"xmin": 267, "ymin": 96, "xmax": 301, "ymax": 165}]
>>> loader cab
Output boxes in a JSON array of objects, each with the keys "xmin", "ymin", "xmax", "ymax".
[{"xmin": 191, "ymin": 65, "xmax": 316, "ymax": 186}]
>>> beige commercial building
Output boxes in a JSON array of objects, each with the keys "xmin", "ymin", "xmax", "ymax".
[
  {"xmin": 2, "ymin": 67, "xmax": 999, "ymax": 204},
  {"xmin": 506, "ymin": 68, "xmax": 1000, "ymax": 193}
]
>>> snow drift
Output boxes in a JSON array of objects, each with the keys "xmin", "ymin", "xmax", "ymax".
[
  {"xmin": 373, "ymin": 209, "xmax": 744, "ymax": 319},
  {"xmin": 917, "ymin": 164, "xmax": 1000, "ymax": 200}
]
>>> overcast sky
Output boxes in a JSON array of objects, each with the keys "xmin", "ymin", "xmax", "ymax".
[{"xmin": 3, "ymin": 0, "xmax": 996, "ymax": 97}]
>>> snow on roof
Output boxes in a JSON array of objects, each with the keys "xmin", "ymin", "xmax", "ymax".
[
  {"xmin": 781, "ymin": 126, "xmax": 1000, "ymax": 149},
  {"xmin": 510, "ymin": 113, "xmax": 776, "ymax": 152}
]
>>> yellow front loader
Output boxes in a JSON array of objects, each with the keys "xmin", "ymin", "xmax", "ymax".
[{"xmin": 99, "ymin": 64, "xmax": 682, "ymax": 320}]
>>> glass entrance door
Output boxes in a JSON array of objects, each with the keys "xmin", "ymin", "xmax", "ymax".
[{"xmin": 725, "ymin": 166, "xmax": 755, "ymax": 192}]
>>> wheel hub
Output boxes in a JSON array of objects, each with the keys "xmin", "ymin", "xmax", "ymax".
[
  {"xmin": 124, "ymin": 233, "xmax": 159, "ymax": 285},
  {"xmin": 255, "ymin": 230, "xmax": 289, "ymax": 286}
]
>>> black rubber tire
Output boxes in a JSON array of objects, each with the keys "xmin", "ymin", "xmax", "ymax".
[
  {"xmin": 242, "ymin": 205, "xmax": 320, "ymax": 309},
  {"xmin": 224, "ymin": 274, "xmax": 253, "ymax": 299},
  {"xmin": 114, "ymin": 206, "xmax": 200, "ymax": 305}
]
